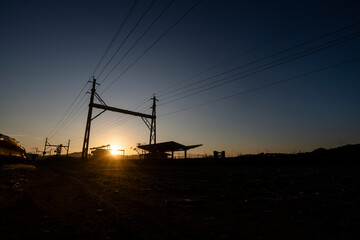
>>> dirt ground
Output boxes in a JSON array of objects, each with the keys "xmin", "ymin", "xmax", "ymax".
[{"xmin": 1, "ymin": 157, "xmax": 359, "ymax": 239}]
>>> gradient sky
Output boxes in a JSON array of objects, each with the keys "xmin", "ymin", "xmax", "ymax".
[{"xmin": 1, "ymin": 0, "xmax": 360, "ymax": 156}]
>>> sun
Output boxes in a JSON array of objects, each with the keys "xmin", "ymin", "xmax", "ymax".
[{"xmin": 110, "ymin": 146, "xmax": 122, "ymax": 155}]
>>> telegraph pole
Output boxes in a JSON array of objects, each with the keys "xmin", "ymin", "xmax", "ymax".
[
  {"xmin": 67, "ymin": 139, "xmax": 70, "ymax": 157},
  {"xmin": 43, "ymin": 137, "xmax": 48, "ymax": 158},
  {"xmin": 81, "ymin": 77, "xmax": 97, "ymax": 159},
  {"xmin": 149, "ymin": 95, "xmax": 158, "ymax": 145}
]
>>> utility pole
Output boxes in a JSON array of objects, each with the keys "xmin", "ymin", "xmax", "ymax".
[
  {"xmin": 43, "ymin": 138, "xmax": 48, "ymax": 158},
  {"xmin": 81, "ymin": 78, "xmax": 155, "ymax": 160},
  {"xmin": 149, "ymin": 95, "xmax": 158, "ymax": 145},
  {"xmin": 67, "ymin": 139, "xmax": 70, "ymax": 157},
  {"xmin": 82, "ymin": 77, "xmax": 97, "ymax": 159}
]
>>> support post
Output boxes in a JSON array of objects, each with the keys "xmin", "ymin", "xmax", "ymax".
[
  {"xmin": 67, "ymin": 139, "xmax": 70, "ymax": 157},
  {"xmin": 82, "ymin": 78, "xmax": 97, "ymax": 159},
  {"xmin": 43, "ymin": 137, "xmax": 48, "ymax": 158},
  {"xmin": 149, "ymin": 95, "xmax": 158, "ymax": 146},
  {"xmin": 148, "ymin": 95, "xmax": 158, "ymax": 159}
]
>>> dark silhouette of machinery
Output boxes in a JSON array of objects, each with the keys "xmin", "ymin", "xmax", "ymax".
[{"xmin": 90, "ymin": 144, "xmax": 111, "ymax": 158}]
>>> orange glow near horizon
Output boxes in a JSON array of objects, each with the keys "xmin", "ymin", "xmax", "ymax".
[{"xmin": 110, "ymin": 145, "xmax": 123, "ymax": 155}]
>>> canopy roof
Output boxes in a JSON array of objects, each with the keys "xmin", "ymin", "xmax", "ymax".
[{"xmin": 137, "ymin": 141, "xmax": 202, "ymax": 152}]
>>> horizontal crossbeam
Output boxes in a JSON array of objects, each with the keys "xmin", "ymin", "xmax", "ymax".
[{"xmin": 91, "ymin": 103, "xmax": 153, "ymax": 119}]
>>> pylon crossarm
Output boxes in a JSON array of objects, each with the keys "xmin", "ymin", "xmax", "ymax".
[
  {"xmin": 92, "ymin": 103, "xmax": 153, "ymax": 119},
  {"xmin": 91, "ymin": 109, "xmax": 107, "ymax": 121}
]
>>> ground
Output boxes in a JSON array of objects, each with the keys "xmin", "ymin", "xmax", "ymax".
[{"xmin": 0, "ymin": 157, "xmax": 359, "ymax": 239}]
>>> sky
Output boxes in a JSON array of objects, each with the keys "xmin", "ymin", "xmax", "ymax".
[{"xmin": 1, "ymin": 0, "xmax": 360, "ymax": 156}]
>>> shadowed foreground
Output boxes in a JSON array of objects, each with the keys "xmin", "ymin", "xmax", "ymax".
[{"xmin": 1, "ymin": 156, "xmax": 360, "ymax": 239}]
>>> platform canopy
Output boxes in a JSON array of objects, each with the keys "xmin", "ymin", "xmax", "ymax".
[{"xmin": 137, "ymin": 141, "xmax": 202, "ymax": 159}]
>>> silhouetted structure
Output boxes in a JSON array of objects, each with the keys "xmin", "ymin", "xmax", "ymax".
[
  {"xmin": 213, "ymin": 151, "xmax": 226, "ymax": 159},
  {"xmin": 90, "ymin": 144, "xmax": 111, "ymax": 158},
  {"xmin": 82, "ymin": 78, "xmax": 156, "ymax": 159},
  {"xmin": 137, "ymin": 141, "xmax": 202, "ymax": 159},
  {"xmin": 43, "ymin": 138, "xmax": 70, "ymax": 157}
]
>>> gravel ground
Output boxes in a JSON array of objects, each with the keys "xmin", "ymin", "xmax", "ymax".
[{"xmin": 1, "ymin": 157, "xmax": 359, "ymax": 239}]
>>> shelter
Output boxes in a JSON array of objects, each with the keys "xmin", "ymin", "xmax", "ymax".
[{"xmin": 137, "ymin": 141, "xmax": 202, "ymax": 159}]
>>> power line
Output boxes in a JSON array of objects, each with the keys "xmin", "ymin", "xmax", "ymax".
[
  {"xmin": 92, "ymin": 3, "xmax": 359, "ymax": 139},
  {"xmin": 92, "ymin": 114, "xmax": 148, "ymax": 139},
  {"xmin": 96, "ymin": 1, "xmax": 359, "ymax": 137},
  {"xmin": 46, "ymin": 1, "xmax": 140, "ymax": 140},
  {"xmin": 77, "ymin": 0, "xmax": 200, "ymax": 140},
  {"xmin": 158, "ymin": 21, "xmax": 360, "ymax": 98},
  {"xmin": 90, "ymin": 103, "xmax": 151, "ymax": 139},
  {"xmin": 58, "ymin": 99, "xmax": 89, "ymax": 134},
  {"xmin": 100, "ymin": 0, "xmax": 203, "ymax": 95},
  {"xmin": 91, "ymin": 0, "xmax": 139, "ymax": 78},
  {"xmin": 46, "ymin": 81, "xmax": 89, "ymax": 138},
  {"xmin": 48, "ymin": 87, "xmax": 91, "ymax": 140},
  {"xmin": 156, "ymin": 0, "xmax": 360, "ymax": 95},
  {"xmin": 98, "ymin": 0, "xmax": 176, "ymax": 85},
  {"xmin": 96, "ymin": 0, "xmax": 156, "ymax": 80},
  {"xmin": 54, "ymin": 90, "xmax": 151, "ymax": 142},
  {"xmin": 159, "ymin": 31, "xmax": 360, "ymax": 106},
  {"xmin": 159, "ymin": 56, "xmax": 360, "ymax": 117},
  {"xmin": 90, "ymin": 99, "xmax": 151, "ymax": 135}
]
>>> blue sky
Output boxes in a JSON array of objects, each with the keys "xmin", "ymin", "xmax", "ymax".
[{"xmin": 1, "ymin": 0, "xmax": 359, "ymax": 155}]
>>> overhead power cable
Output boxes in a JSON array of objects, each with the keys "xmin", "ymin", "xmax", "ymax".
[
  {"xmin": 46, "ymin": 81, "xmax": 89, "ymax": 139},
  {"xmin": 90, "ymin": 99, "xmax": 151, "ymax": 134},
  {"xmin": 46, "ymin": 1, "xmax": 139, "ymax": 140},
  {"xmin": 98, "ymin": 0, "xmax": 176, "ymax": 85},
  {"xmin": 96, "ymin": 0, "xmax": 156, "ymax": 80},
  {"xmin": 48, "ymin": 86, "xmax": 91, "ymax": 140},
  {"xmin": 91, "ymin": 0, "xmax": 139, "ymax": 78},
  {"xmin": 93, "ymin": 12, "xmax": 360, "ymax": 138},
  {"xmin": 57, "ymin": 97, "xmax": 89, "ymax": 134},
  {"xmin": 159, "ymin": 31, "xmax": 360, "ymax": 106},
  {"xmin": 100, "ymin": 0, "xmax": 203, "ymax": 94},
  {"xmin": 90, "ymin": 103, "xmax": 151, "ymax": 138},
  {"xmin": 156, "ymin": 0, "xmax": 360, "ymax": 95},
  {"xmin": 158, "ymin": 21, "xmax": 360, "ymax": 98},
  {"xmin": 159, "ymin": 56, "xmax": 360, "ymax": 117}
]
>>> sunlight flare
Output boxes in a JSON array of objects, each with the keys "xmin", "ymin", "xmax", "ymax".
[{"xmin": 110, "ymin": 145, "xmax": 122, "ymax": 155}]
